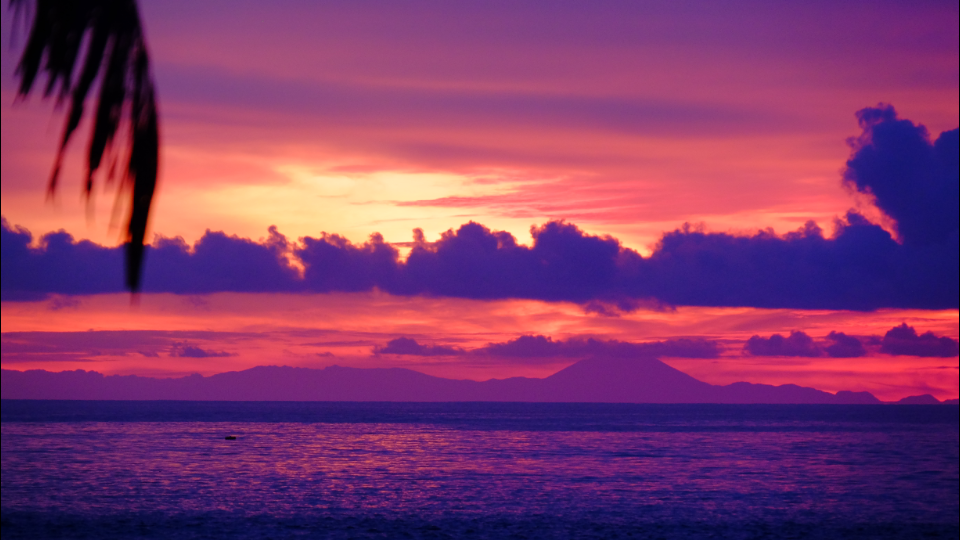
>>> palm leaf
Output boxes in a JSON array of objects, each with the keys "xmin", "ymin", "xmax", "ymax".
[{"xmin": 10, "ymin": 0, "xmax": 159, "ymax": 291}]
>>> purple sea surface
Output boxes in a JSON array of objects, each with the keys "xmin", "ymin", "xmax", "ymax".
[{"xmin": 2, "ymin": 402, "xmax": 958, "ymax": 539}]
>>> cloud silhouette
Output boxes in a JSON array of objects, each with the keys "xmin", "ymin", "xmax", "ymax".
[
  {"xmin": 475, "ymin": 335, "xmax": 720, "ymax": 361},
  {"xmin": 880, "ymin": 324, "xmax": 959, "ymax": 357},
  {"xmin": 844, "ymin": 104, "xmax": 959, "ymax": 246},
  {"xmin": 2, "ymin": 106, "xmax": 956, "ymax": 310},
  {"xmin": 302, "ymin": 214, "xmax": 955, "ymax": 310},
  {"xmin": 1, "ymin": 218, "xmax": 123, "ymax": 300},
  {"xmin": 744, "ymin": 331, "xmax": 821, "ymax": 357},
  {"xmin": 476, "ymin": 335, "xmax": 571, "ymax": 358},
  {"xmin": 824, "ymin": 331, "xmax": 867, "ymax": 358},
  {"xmin": 641, "ymin": 212, "xmax": 956, "ymax": 310},
  {"xmin": 142, "ymin": 227, "xmax": 301, "ymax": 293},
  {"xmin": 385, "ymin": 221, "xmax": 623, "ymax": 302},
  {"xmin": 0, "ymin": 219, "xmax": 300, "ymax": 300},
  {"xmin": 297, "ymin": 232, "xmax": 400, "ymax": 292},
  {"xmin": 4, "ymin": 213, "xmax": 956, "ymax": 310},
  {"xmin": 168, "ymin": 342, "xmax": 233, "ymax": 358},
  {"xmin": 369, "ymin": 335, "xmax": 719, "ymax": 363},
  {"xmin": 374, "ymin": 337, "xmax": 463, "ymax": 356}
]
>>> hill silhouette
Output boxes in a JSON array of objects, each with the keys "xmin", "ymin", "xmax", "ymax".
[{"xmin": 0, "ymin": 355, "xmax": 896, "ymax": 403}]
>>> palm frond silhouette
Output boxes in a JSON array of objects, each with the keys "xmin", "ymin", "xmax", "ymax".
[{"xmin": 10, "ymin": 0, "xmax": 159, "ymax": 292}]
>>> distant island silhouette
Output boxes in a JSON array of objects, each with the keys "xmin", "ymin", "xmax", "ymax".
[{"xmin": 2, "ymin": 356, "xmax": 955, "ymax": 404}]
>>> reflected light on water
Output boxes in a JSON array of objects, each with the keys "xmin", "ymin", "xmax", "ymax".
[{"xmin": 3, "ymin": 419, "xmax": 957, "ymax": 523}]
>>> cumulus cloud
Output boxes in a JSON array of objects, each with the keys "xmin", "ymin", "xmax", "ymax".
[
  {"xmin": 474, "ymin": 335, "xmax": 720, "ymax": 361},
  {"xmin": 297, "ymin": 232, "xmax": 400, "ymax": 292},
  {"xmin": 381, "ymin": 220, "xmax": 624, "ymax": 302},
  {"xmin": 370, "ymin": 335, "xmax": 719, "ymax": 363},
  {"xmin": 824, "ymin": 331, "xmax": 866, "ymax": 358},
  {"xmin": 744, "ymin": 331, "xmax": 821, "ymax": 357},
  {"xmin": 374, "ymin": 337, "xmax": 463, "ymax": 356},
  {"xmin": 4, "ymin": 212, "xmax": 956, "ymax": 310},
  {"xmin": 291, "ymin": 212, "xmax": 956, "ymax": 310},
  {"xmin": 745, "ymin": 326, "xmax": 957, "ymax": 358},
  {"xmin": 143, "ymin": 226, "xmax": 301, "ymax": 293},
  {"xmin": 1, "ymin": 218, "xmax": 123, "ymax": 300},
  {"xmin": 0, "ymin": 219, "xmax": 299, "ymax": 300},
  {"xmin": 844, "ymin": 104, "xmax": 959, "ymax": 246},
  {"xmin": 168, "ymin": 342, "xmax": 233, "ymax": 358},
  {"xmin": 2, "ymin": 106, "xmax": 956, "ymax": 310},
  {"xmin": 475, "ymin": 335, "xmax": 573, "ymax": 358},
  {"xmin": 880, "ymin": 324, "xmax": 959, "ymax": 357}
]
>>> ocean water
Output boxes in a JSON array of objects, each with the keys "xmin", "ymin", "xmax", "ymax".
[{"xmin": 1, "ymin": 402, "xmax": 957, "ymax": 539}]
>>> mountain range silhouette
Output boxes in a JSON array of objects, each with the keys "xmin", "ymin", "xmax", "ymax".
[{"xmin": 6, "ymin": 355, "xmax": 945, "ymax": 403}]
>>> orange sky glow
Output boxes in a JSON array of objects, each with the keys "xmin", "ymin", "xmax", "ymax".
[{"xmin": 2, "ymin": 0, "xmax": 957, "ymax": 401}]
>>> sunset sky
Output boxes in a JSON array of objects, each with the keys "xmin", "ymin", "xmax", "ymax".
[{"xmin": 2, "ymin": 0, "xmax": 958, "ymax": 401}]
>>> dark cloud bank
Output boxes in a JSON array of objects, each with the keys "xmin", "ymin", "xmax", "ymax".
[
  {"xmin": 880, "ymin": 324, "xmax": 960, "ymax": 358},
  {"xmin": 378, "ymin": 324, "xmax": 958, "ymax": 364},
  {"xmin": 376, "ymin": 335, "xmax": 719, "ymax": 363},
  {"xmin": 744, "ymin": 325, "xmax": 958, "ymax": 358},
  {"xmin": 3, "ymin": 106, "xmax": 957, "ymax": 310}
]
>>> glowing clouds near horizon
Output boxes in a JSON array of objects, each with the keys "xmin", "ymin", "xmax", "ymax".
[
  {"xmin": 1, "ymin": 291, "xmax": 957, "ymax": 401},
  {"xmin": 3, "ymin": 1, "xmax": 958, "ymax": 248},
  {"xmin": 1, "ymin": 2, "xmax": 958, "ymax": 401}
]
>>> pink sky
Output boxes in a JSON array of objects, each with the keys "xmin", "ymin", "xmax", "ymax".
[{"xmin": 2, "ymin": 0, "xmax": 958, "ymax": 400}]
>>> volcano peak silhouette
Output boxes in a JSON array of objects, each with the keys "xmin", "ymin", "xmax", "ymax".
[{"xmin": 2, "ymin": 354, "xmax": 888, "ymax": 403}]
